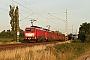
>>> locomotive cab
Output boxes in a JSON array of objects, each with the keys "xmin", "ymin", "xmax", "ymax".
[{"xmin": 24, "ymin": 27, "xmax": 36, "ymax": 41}]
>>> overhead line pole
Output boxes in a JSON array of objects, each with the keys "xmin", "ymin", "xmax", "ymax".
[
  {"xmin": 48, "ymin": 9, "xmax": 68, "ymax": 35},
  {"xmin": 64, "ymin": 9, "xmax": 68, "ymax": 41},
  {"xmin": 48, "ymin": 9, "xmax": 68, "ymax": 41},
  {"xmin": 65, "ymin": 9, "xmax": 68, "ymax": 36},
  {"xmin": 72, "ymin": 25, "xmax": 73, "ymax": 34}
]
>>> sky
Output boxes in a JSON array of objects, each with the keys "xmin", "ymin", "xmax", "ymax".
[{"xmin": 0, "ymin": 0, "xmax": 90, "ymax": 34}]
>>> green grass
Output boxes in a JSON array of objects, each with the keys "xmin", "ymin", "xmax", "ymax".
[
  {"xmin": 0, "ymin": 37, "xmax": 24, "ymax": 43},
  {"xmin": 0, "ymin": 38, "xmax": 13, "ymax": 43},
  {"xmin": 71, "ymin": 39, "xmax": 82, "ymax": 43}
]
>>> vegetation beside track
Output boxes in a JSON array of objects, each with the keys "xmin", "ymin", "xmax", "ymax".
[
  {"xmin": 0, "ymin": 29, "xmax": 24, "ymax": 43},
  {"xmin": 0, "ymin": 37, "xmax": 24, "ymax": 44},
  {"xmin": 0, "ymin": 39, "xmax": 90, "ymax": 60},
  {"xmin": 0, "ymin": 38, "xmax": 13, "ymax": 43},
  {"xmin": 52, "ymin": 40, "xmax": 90, "ymax": 60}
]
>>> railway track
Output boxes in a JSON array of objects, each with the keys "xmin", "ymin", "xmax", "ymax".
[{"xmin": 0, "ymin": 41, "xmax": 65, "ymax": 51}]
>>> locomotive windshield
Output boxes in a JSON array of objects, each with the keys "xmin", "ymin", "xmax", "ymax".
[{"xmin": 26, "ymin": 28, "xmax": 34, "ymax": 32}]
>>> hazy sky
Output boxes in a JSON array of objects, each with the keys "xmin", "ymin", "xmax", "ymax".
[{"xmin": 0, "ymin": 0, "xmax": 90, "ymax": 34}]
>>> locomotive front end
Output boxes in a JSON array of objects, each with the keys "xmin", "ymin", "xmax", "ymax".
[{"xmin": 24, "ymin": 27, "xmax": 36, "ymax": 41}]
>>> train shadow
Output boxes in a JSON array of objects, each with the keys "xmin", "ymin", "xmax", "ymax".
[{"xmin": 19, "ymin": 39, "xmax": 37, "ymax": 43}]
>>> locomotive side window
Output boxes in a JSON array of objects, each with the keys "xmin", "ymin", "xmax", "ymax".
[
  {"xmin": 30, "ymin": 29, "xmax": 34, "ymax": 32},
  {"xmin": 26, "ymin": 28, "xmax": 34, "ymax": 32}
]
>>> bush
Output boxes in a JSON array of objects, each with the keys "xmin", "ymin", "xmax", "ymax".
[
  {"xmin": 78, "ymin": 32, "xmax": 86, "ymax": 43},
  {"xmin": 54, "ymin": 43, "xmax": 90, "ymax": 60},
  {"xmin": 71, "ymin": 39, "xmax": 81, "ymax": 43},
  {"xmin": 85, "ymin": 35, "xmax": 90, "ymax": 43}
]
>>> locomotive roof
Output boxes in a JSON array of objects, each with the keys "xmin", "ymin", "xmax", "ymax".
[
  {"xmin": 31, "ymin": 26, "xmax": 42, "ymax": 29},
  {"xmin": 31, "ymin": 26, "xmax": 50, "ymax": 31}
]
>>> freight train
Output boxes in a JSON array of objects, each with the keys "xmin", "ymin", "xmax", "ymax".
[{"xmin": 24, "ymin": 26, "xmax": 68, "ymax": 42}]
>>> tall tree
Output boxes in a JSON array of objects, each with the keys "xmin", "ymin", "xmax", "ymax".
[
  {"xmin": 9, "ymin": 5, "xmax": 20, "ymax": 41},
  {"xmin": 78, "ymin": 22, "xmax": 90, "ymax": 42}
]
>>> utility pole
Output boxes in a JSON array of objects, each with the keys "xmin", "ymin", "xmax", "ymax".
[
  {"xmin": 30, "ymin": 19, "xmax": 36, "ymax": 26},
  {"xmin": 72, "ymin": 25, "xmax": 73, "ymax": 40},
  {"xmin": 64, "ymin": 9, "xmax": 68, "ymax": 41},
  {"xmin": 48, "ymin": 9, "xmax": 68, "ymax": 35},
  {"xmin": 76, "ymin": 29, "xmax": 77, "ymax": 35},
  {"xmin": 15, "ymin": 6, "xmax": 20, "ymax": 42},
  {"xmin": 76, "ymin": 29, "xmax": 78, "ymax": 39},
  {"xmin": 48, "ymin": 9, "xmax": 68, "ymax": 41},
  {"xmin": 65, "ymin": 9, "xmax": 68, "ymax": 36},
  {"xmin": 72, "ymin": 25, "xmax": 73, "ymax": 34}
]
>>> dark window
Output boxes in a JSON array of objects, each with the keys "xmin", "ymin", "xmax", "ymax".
[
  {"xmin": 26, "ymin": 28, "xmax": 34, "ymax": 32},
  {"xmin": 30, "ymin": 29, "xmax": 34, "ymax": 32}
]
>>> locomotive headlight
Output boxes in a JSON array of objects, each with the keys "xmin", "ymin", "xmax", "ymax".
[{"xmin": 25, "ymin": 33, "xmax": 34, "ymax": 37}]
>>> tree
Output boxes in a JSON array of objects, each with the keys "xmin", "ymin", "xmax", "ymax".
[
  {"xmin": 19, "ymin": 29, "xmax": 24, "ymax": 37},
  {"xmin": 78, "ymin": 22, "xmax": 90, "ymax": 42},
  {"xmin": 9, "ymin": 5, "xmax": 20, "ymax": 41},
  {"xmin": 0, "ymin": 30, "xmax": 6, "ymax": 37},
  {"xmin": 78, "ymin": 32, "xmax": 86, "ymax": 42},
  {"xmin": 0, "ymin": 29, "xmax": 24, "ymax": 38}
]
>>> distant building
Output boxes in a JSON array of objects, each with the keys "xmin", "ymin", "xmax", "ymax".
[{"xmin": 72, "ymin": 34, "xmax": 78, "ymax": 40}]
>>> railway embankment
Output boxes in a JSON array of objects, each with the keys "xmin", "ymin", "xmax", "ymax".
[{"xmin": 0, "ymin": 40, "xmax": 90, "ymax": 60}]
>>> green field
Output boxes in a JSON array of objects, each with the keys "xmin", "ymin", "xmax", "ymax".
[{"xmin": 0, "ymin": 38, "xmax": 24, "ymax": 43}]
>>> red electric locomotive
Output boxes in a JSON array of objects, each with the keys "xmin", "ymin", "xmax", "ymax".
[
  {"xmin": 24, "ymin": 26, "xmax": 66, "ymax": 42},
  {"xmin": 24, "ymin": 26, "xmax": 50, "ymax": 42}
]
